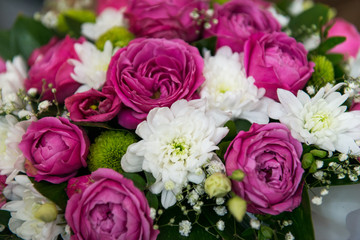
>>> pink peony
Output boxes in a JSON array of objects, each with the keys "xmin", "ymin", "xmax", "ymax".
[
  {"xmin": 96, "ymin": 0, "xmax": 128, "ymax": 15},
  {"xmin": 65, "ymin": 86, "xmax": 121, "ymax": 122},
  {"xmin": 0, "ymin": 57, "xmax": 6, "ymax": 73},
  {"xmin": 107, "ymin": 38, "xmax": 205, "ymax": 129},
  {"xmin": 244, "ymin": 32, "xmax": 315, "ymax": 100},
  {"xmin": 25, "ymin": 36, "xmax": 85, "ymax": 103},
  {"xmin": 18, "ymin": 117, "xmax": 89, "ymax": 184},
  {"xmin": 0, "ymin": 175, "xmax": 6, "ymax": 208},
  {"xmin": 125, "ymin": 0, "xmax": 209, "ymax": 42},
  {"xmin": 65, "ymin": 168, "xmax": 159, "ymax": 240},
  {"xmin": 327, "ymin": 18, "xmax": 360, "ymax": 60},
  {"xmin": 225, "ymin": 123, "xmax": 304, "ymax": 215},
  {"xmin": 203, "ymin": 0, "xmax": 280, "ymax": 53}
]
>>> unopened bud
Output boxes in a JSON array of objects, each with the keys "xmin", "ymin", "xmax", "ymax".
[
  {"xmin": 229, "ymin": 169, "xmax": 245, "ymax": 181},
  {"xmin": 204, "ymin": 172, "xmax": 231, "ymax": 198},
  {"xmin": 34, "ymin": 202, "xmax": 58, "ymax": 222},
  {"xmin": 227, "ymin": 196, "xmax": 247, "ymax": 222}
]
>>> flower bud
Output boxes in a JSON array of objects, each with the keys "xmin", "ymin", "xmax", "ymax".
[
  {"xmin": 229, "ymin": 169, "xmax": 245, "ymax": 181},
  {"xmin": 302, "ymin": 152, "xmax": 315, "ymax": 169},
  {"xmin": 310, "ymin": 149, "xmax": 327, "ymax": 158},
  {"xmin": 204, "ymin": 172, "xmax": 231, "ymax": 198},
  {"xmin": 34, "ymin": 202, "xmax": 58, "ymax": 223},
  {"xmin": 227, "ymin": 196, "xmax": 247, "ymax": 222}
]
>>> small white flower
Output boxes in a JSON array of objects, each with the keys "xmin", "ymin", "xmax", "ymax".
[
  {"xmin": 194, "ymin": 184, "xmax": 205, "ymax": 195},
  {"xmin": 38, "ymin": 100, "xmax": 52, "ymax": 111},
  {"xmin": 150, "ymin": 208, "xmax": 156, "ymax": 220},
  {"xmin": 269, "ymin": 84, "xmax": 360, "ymax": 155},
  {"xmin": 285, "ymin": 231, "xmax": 295, "ymax": 240},
  {"xmin": 311, "ymin": 196, "xmax": 323, "ymax": 205},
  {"xmin": 69, "ymin": 41, "xmax": 113, "ymax": 92},
  {"xmin": 306, "ymin": 86, "xmax": 316, "ymax": 95},
  {"xmin": 27, "ymin": 88, "xmax": 38, "ymax": 97},
  {"xmin": 179, "ymin": 220, "xmax": 192, "ymax": 237},
  {"xmin": 320, "ymin": 189, "xmax": 329, "ymax": 196},
  {"xmin": 121, "ymin": 99, "xmax": 229, "ymax": 208},
  {"xmin": 313, "ymin": 171, "xmax": 324, "ymax": 180},
  {"xmin": 81, "ymin": 8, "xmax": 127, "ymax": 41},
  {"xmin": 268, "ymin": 7, "xmax": 290, "ymax": 27},
  {"xmin": 40, "ymin": 11, "xmax": 58, "ymax": 28},
  {"xmin": 216, "ymin": 220, "xmax": 225, "ymax": 231},
  {"xmin": 200, "ymin": 46, "xmax": 271, "ymax": 124},
  {"xmin": 2, "ymin": 176, "xmax": 66, "ymax": 240},
  {"xmin": 339, "ymin": 153, "xmax": 348, "ymax": 161},
  {"xmin": 187, "ymin": 190, "xmax": 199, "ymax": 206},
  {"xmin": 216, "ymin": 197, "xmax": 225, "ymax": 205},
  {"xmin": 213, "ymin": 206, "xmax": 227, "ymax": 216},
  {"xmin": 205, "ymin": 155, "xmax": 226, "ymax": 175},
  {"xmin": 316, "ymin": 160, "xmax": 324, "ymax": 169},
  {"xmin": 303, "ymin": 34, "xmax": 321, "ymax": 51},
  {"xmin": 338, "ymin": 173, "xmax": 346, "ymax": 179},
  {"xmin": 250, "ymin": 219, "xmax": 261, "ymax": 230}
]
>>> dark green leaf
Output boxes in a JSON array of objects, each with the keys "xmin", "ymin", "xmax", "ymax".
[
  {"xmin": 145, "ymin": 171, "xmax": 156, "ymax": 186},
  {"xmin": 223, "ymin": 120, "xmax": 238, "ymax": 141},
  {"xmin": 325, "ymin": 53, "xmax": 344, "ymax": 65},
  {"xmin": 57, "ymin": 10, "xmax": 96, "ymax": 38},
  {"xmin": 122, "ymin": 172, "xmax": 146, "ymax": 191},
  {"xmin": 0, "ymin": 30, "xmax": 13, "ymax": 60},
  {"xmin": 0, "ymin": 210, "xmax": 10, "ymax": 227},
  {"xmin": 30, "ymin": 178, "xmax": 68, "ymax": 210},
  {"xmin": 275, "ymin": 0, "xmax": 293, "ymax": 15},
  {"xmin": 233, "ymin": 119, "xmax": 251, "ymax": 132},
  {"xmin": 145, "ymin": 191, "xmax": 159, "ymax": 209},
  {"xmin": 316, "ymin": 37, "xmax": 346, "ymax": 55},
  {"xmin": 216, "ymin": 140, "xmax": 232, "ymax": 160},
  {"xmin": 0, "ymin": 229, "xmax": 22, "ymax": 240},
  {"xmin": 10, "ymin": 15, "xmax": 55, "ymax": 60},
  {"xmin": 192, "ymin": 36, "xmax": 217, "ymax": 56}
]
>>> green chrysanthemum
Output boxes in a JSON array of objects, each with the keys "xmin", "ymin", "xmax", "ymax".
[
  {"xmin": 87, "ymin": 130, "xmax": 138, "ymax": 173},
  {"xmin": 96, "ymin": 26, "xmax": 135, "ymax": 50},
  {"xmin": 308, "ymin": 55, "xmax": 335, "ymax": 90}
]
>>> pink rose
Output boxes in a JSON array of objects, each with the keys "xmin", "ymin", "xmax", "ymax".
[
  {"xmin": 65, "ymin": 86, "xmax": 121, "ymax": 122},
  {"xmin": 0, "ymin": 57, "xmax": 6, "ymax": 73},
  {"xmin": 66, "ymin": 175, "xmax": 94, "ymax": 199},
  {"xmin": 351, "ymin": 102, "xmax": 360, "ymax": 111},
  {"xmin": 203, "ymin": 0, "xmax": 280, "ymax": 53},
  {"xmin": 327, "ymin": 18, "xmax": 360, "ymax": 60},
  {"xmin": 25, "ymin": 36, "xmax": 85, "ymax": 103},
  {"xmin": 65, "ymin": 168, "xmax": 159, "ymax": 240},
  {"xmin": 0, "ymin": 175, "xmax": 6, "ymax": 208},
  {"xmin": 225, "ymin": 123, "xmax": 304, "ymax": 215},
  {"xmin": 96, "ymin": 0, "xmax": 128, "ymax": 15},
  {"xmin": 244, "ymin": 32, "xmax": 315, "ymax": 100},
  {"xmin": 107, "ymin": 38, "xmax": 205, "ymax": 129},
  {"xmin": 19, "ymin": 117, "xmax": 89, "ymax": 184},
  {"xmin": 125, "ymin": 0, "xmax": 209, "ymax": 42}
]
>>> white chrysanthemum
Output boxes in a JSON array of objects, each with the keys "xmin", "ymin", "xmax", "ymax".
[
  {"xmin": 69, "ymin": 41, "xmax": 113, "ymax": 92},
  {"xmin": 0, "ymin": 115, "xmax": 34, "ymax": 182},
  {"xmin": 1, "ymin": 176, "xmax": 68, "ymax": 240},
  {"xmin": 121, "ymin": 99, "xmax": 229, "ymax": 208},
  {"xmin": 81, "ymin": 7, "xmax": 127, "ymax": 41},
  {"xmin": 200, "ymin": 46, "xmax": 271, "ymax": 124},
  {"xmin": 269, "ymin": 84, "xmax": 360, "ymax": 155},
  {"xmin": 0, "ymin": 56, "xmax": 27, "ymax": 112}
]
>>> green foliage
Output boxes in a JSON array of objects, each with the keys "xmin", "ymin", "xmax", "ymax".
[
  {"xmin": 122, "ymin": 172, "xmax": 147, "ymax": 191},
  {"xmin": 146, "ymin": 191, "xmax": 159, "ymax": 209},
  {"xmin": 192, "ymin": 37, "xmax": 217, "ymax": 56},
  {"xmin": 0, "ymin": 15, "xmax": 55, "ymax": 60},
  {"xmin": 57, "ymin": 9, "xmax": 96, "ymax": 38},
  {"xmin": 95, "ymin": 26, "xmax": 135, "ymax": 50}
]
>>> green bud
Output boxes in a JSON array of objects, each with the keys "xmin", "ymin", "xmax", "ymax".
[
  {"xmin": 87, "ymin": 130, "xmax": 138, "ymax": 173},
  {"xmin": 229, "ymin": 169, "xmax": 245, "ymax": 181},
  {"xmin": 302, "ymin": 153, "xmax": 315, "ymax": 169},
  {"xmin": 260, "ymin": 225, "xmax": 274, "ymax": 239},
  {"xmin": 309, "ymin": 161, "xmax": 318, "ymax": 173},
  {"xmin": 212, "ymin": 0, "xmax": 230, "ymax": 4},
  {"xmin": 96, "ymin": 27, "xmax": 135, "ymax": 50},
  {"xmin": 228, "ymin": 196, "xmax": 247, "ymax": 222},
  {"xmin": 34, "ymin": 202, "xmax": 58, "ymax": 223},
  {"xmin": 308, "ymin": 55, "xmax": 335, "ymax": 90},
  {"xmin": 310, "ymin": 149, "xmax": 327, "ymax": 158},
  {"xmin": 57, "ymin": 9, "xmax": 96, "ymax": 34},
  {"xmin": 204, "ymin": 172, "xmax": 231, "ymax": 198}
]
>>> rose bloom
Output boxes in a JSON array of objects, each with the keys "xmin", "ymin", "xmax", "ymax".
[
  {"xmin": 18, "ymin": 117, "xmax": 89, "ymax": 184},
  {"xmin": 125, "ymin": 0, "xmax": 209, "ymax": 42},
  {"xmin": 203, "ymin": 0, "xmax": 280, "ymax": 53},
  {"xmin": 225, "ymin": 123, "xmax": 304, "ymax": 215},
  {"xmin": 0, "ymin": 174, "xmax": 6, "ymax": 207},
  {"xmin": 25, "ymin": 36, "xmax": 85, "ymax": 103},
  {"xmin": 96, "ymin": 0, "xmax": 128, "ymax": 15},
  {"xmin": 327, "ymin": 18, "xmax": 360, "ymax": 60},
  {"xmin": 107, "ymin": 38, "xmax": 205, "ymax": 129},
  {"xmin": 65, "ymin": 168, "xmax": 159, "ymax": 240},
  {"xmin": 0, "ymin": 57, "xmax": 6, "ymax": 73},
  {"xmin": 65, "ymin": 86, "xmax": 121, "ymax": 122},
  {"xmin": 244, "ymin": 32, "xmax": 315, "ymax": 100}
]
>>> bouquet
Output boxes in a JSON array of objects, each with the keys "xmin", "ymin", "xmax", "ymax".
[{"xmin": 1, "ymin": 0, "xmax": 360, "ymax": 239}]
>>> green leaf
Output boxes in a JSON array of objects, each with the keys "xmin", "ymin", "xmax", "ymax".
[
  {"xmin": 30, "ymin": 178, "xmax": 68, "ymax": 211},
  {"xmin": 58, "ymin": 10, "xmax": 96, "ymax": 38},
  {"xmin": 289, "ymin": 4, "xmax": 331, "ymax": 40},
  {"xmin": 122, "ymin": 172, "xmax": 146, "ymax": 191},
  {"xmin": 145, "ymin": 171, "xmax": 156, "ymax": 186},
  {"xmin": 0, "ymin": 210, "xmax": 11, "ymax": 227},
  {"xmin": 0, "ymin": 30, "xmax": 13, "ymax": 60},
  {"xmin": 192, "ymin": 36, "xmax": 217, "ymax": 56},
  {"xmin": 233, "ymin": 119, "xmax": 251, "ymax": 132},
  {"xmin": 145, "ymin": 191, "xmax": 159, "ymax": 209},
  {"xmin": 316, "ymin": 36, "xmax": 346, "ymax": 55},
  {"xmin": 223, "ymin": 120, "xmax": 238, "ymax": 142},
  {"xmin": 325, "ymin": 53, "xmax": 344, "ymax": 65},
  {"xmin": 10, "ymin": 15, "xmax": 55, "ymax": 60}
]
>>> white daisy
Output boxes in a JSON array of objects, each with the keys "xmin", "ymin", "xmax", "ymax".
[
  {"xmin": 69, "ymin": 40, "xmax": 113, "ymax": 92},
  {"xmin": 81, "ymin": 7, "xmax": 127, "ymax": 41},
  {"xmin": 1, "ymin": 176, "xmax": 68, "ymax": 240},
  {"xmin": 269, "ymin": 84, "xmax": 360, "ymax": 155},
  {"xmin": 0, "ymin": 115, "xmax": 35, "ymax": 183},
  {"xmin": 0, "ymin": 56, "xmax": 27, "ymax": 112},
  {"xmin": 200, "ymin": 46, "xmax": 271, "ymax": 124},
  {"xmin": 121, "ymin": 99, "xmax": 229, "ymax": 208}
]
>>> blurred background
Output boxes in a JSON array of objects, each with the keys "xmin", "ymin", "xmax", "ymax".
[{"xmin": 0, "ymin": 0, "xmax": 359, "ymax": 30}]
